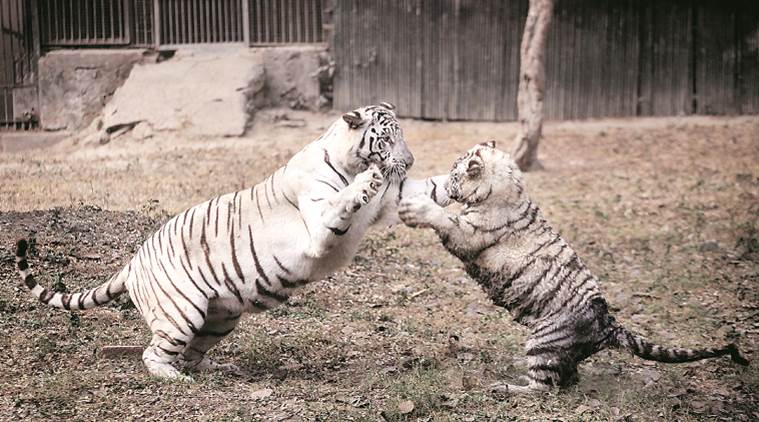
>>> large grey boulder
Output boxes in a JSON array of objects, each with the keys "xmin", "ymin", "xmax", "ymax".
[{"xmin": 102, "ymin": 48, "xmax": 266, "ymax": 137}]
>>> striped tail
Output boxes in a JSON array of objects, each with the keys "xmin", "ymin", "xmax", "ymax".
[
  {"xmin": 15, "ymin": 238, "xmax": 128, "ymax": 310},
  {"xmin": 611, "ymin": 324, "xmax": 749, "ymax": 366}
]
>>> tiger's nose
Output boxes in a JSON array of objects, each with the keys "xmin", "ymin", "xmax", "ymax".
[{"xmin": 404, "ymin": 152, "xmax": 415, "ymax": 169}]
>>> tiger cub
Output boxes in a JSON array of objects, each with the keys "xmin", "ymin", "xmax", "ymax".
[
  {"xmin": 15, "ymin": 103, "xmax": 450, "ymax": 381},
  {"xmin": 398, "ymin": 141, "xmax": 749, "ymax": 394}
]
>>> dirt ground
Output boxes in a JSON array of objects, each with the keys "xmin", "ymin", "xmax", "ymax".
[{"xmin": 0, "ymin": 112, "xmax": 757, "ymax": 421}]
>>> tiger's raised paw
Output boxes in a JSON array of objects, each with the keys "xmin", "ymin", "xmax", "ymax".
[
  {"xmin": 348, "ymin": 164, "xmax": 384, "ymax": 211},
  {"xmin": 399, "ymin": 195, "xmax": 439, "ymax": 228}
]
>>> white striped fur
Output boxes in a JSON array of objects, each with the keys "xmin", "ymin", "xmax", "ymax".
[
  {"xmin": 15, "ymin": 103, "xmax": 451, "ymax": 381},
  {"xmin": 399, "ymin": 142, "xmax": 748, "ymax": 394}
]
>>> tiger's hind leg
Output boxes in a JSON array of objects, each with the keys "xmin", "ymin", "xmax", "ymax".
[
  {"xmin": 489, "ymin": 353, "xmax": 559, "ymax": 395},
  {"xmin": 179, "ymin": 310, "xmax": 242, "ymax": 376},
  {"xmin": 142, "ymin": 329, "xmax": 195, "ymax": 382},
  {"xmin": 491, "ymin": 328, "xmax": 581, "ymax": 395}
]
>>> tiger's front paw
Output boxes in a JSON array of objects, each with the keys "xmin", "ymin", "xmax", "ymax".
[
  {"xmin": 399, "ymin": 195, "xmax": 439, "ymax": 228},
  {"xmin": 348, "ymin": 164, "xmax": 384, "ymax": 211}
]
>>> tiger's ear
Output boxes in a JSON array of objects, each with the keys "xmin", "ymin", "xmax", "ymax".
[
  {"xmin": 479, "ymin": 140, "xmax": 496, "ymax": 149},
  {"xmin": 467, "ymin": 159, "xmax": 483, "ymax": 177},
  {"xmin": 379, "ymin": 101, "xmax": 396, "ymax": 111},
  {"xmin": 342, "ymin": 111, "xmax": 366, "ymax": 129}
]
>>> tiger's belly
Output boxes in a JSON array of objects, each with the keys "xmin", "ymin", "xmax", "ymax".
[
  {"xmin": 468, "ymin": 241, "xmax": 540, "ymax": 321},
  {"xmin": 222, "ymin": 192, "xmax": 385, "ymax": 309}
]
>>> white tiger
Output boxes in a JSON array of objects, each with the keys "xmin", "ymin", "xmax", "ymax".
[{"xmin": 15, "ymin": 103, "xmax": 450, "ymax": 381}]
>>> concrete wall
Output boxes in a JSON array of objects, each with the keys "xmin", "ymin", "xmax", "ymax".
[{"xmin": 38, "ymin": 50, "xmax": 147, "ymax": 131}]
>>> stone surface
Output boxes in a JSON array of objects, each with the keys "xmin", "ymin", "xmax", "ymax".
[
  {"xmin": 101, "ymin": 45, "xmax": 323, "ymax": 137},
  {"xmin": 102, "ymin": 47, "xmax": 266, "ymax": 137},
  {"xmin": 250, "ymin": 46, "xmax": 323, "ymax": 111},
  {"xmin": 38, "ymin": 50, "xmax": 146, "ymax": 131}
]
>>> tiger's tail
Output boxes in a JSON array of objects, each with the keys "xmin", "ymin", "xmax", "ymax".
[
  {"xmin": 15, "ymin": 238, "xmax": 129, "ymax": 310},
  {"xmin": 610, "ymin": 323, "xmax": 749, "ymax": 366}
]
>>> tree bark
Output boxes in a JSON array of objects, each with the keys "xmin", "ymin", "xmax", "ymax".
[{"xmin": 511, "ymin": 0, "xmax": 554, "ymax": 171}]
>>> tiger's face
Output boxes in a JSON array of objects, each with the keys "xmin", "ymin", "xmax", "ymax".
[
  {"xmin": 445, "ymin": 141, "xmax": 524, "ymax": 206},
  {"xmin": 342, "ymin": 102, "xmax": 414, "ymax": 181}
]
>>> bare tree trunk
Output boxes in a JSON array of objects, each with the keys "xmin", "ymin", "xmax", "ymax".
[{"xmin": 511, "ymin": 0, "xmax": 554, "ymax": 171}]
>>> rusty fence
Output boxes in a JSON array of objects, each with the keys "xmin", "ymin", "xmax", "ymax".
[
  {"xmin": 38, "ymin": 0, "xmax": 325, "ymax": 48},
  {"xmin": 155, "ymin": 0, "xmax": 245, "ymax": 46},
  {"xmin": 1, "ymin": 0, "xmax": 38, "ymax": 130},
  {"xmin": 39, "ymin": 0, "xmax": 132, "ymax": 46},
  {"xmin": 250, "ymin": 0, "xmax": 324, "ymax": 44}
]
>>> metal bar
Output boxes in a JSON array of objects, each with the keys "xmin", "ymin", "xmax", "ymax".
[
  {"xmin": 263, "ymin": 0, "xmax": 269, "ymax": 43},
  {"xmin": 272, "ymin": 0, "xmax": 278, "ymax": 43},
  {"xmin": 307, "ymin": 0, "xmax": 313, "ymax": 43},
  {"xmin": 190, "ymin": 0, "xmax": 196, "ymax": 43},
  {"xmin": 187, "ymin": 0, "xmax": 193, "ymax": 43},
  {"xmin": 290, "ymin": 0, "xmax": 295, "ymax": 43},
  {"xmin": 212, "ymin": 0, "xmax": 217, "ymax": 42},
  {"xmin": 124, "ymin": 0, "xmax": 131, "ymax": 43},
  {"xmin": 180, "ymin": 0, "xmax": 186, "ymax": 44},
  {"xmin": 255, "ymin": 0, "xmax": 262, "ymax": 43},
  {"xmin": 226, "ymin": 0, "xmax": 232, "ymax": 42},
  {"xmin": 153, "ymin": 0, "xmax": 161, "ymax": 45},
  {"xmin": 204, "ymin": 0, "xmax": 210, "ymax": 43},
  {"xmin": 213, "ymin": 0, "xmax": 218, "ymax": 43},
  {"xmin": 187, "ymin": 0, "xmax": 191, "ymax": 43},
  {"xmin": 297, "ymin": 0, "xmax": 303, "ymax": 42},
  {"xmin": 225, "ymin": 0, "xmax": 230, "ymax": 42},
  {"xmin": 53, "ymin": 0, "xmax": 59, "ymax": 43},
  {"xmin": 233, "ymin": 0, "xmax": 238, "ymax": 41},
  {"xmin": 236, "ymin": 0, "xmax": 242, "ymax": 40},
  {"xmin": 112, "ymin": 0, "xmax": 118, "ymax": 41},
  {"xmin": 171, "ymin": 0, "xmax": 176, "ymax": 43},
  {"xmin": 101, "ymin": 0, "xmax": 106, "ymax": 42},
  {"xmin": 242, "ymin": 0, "xmax": 250, "ymax": 44},
  {"xmin": 203, "ymin": 0, "xmax": 209, "ymax": 43},
  {"xmin": 197, "ymin": 0, "xmax": 202, "ymax": 43}
]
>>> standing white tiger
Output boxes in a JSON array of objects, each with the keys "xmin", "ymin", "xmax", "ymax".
[{"xmin": 14, "ymin": 103, "xmax": 449, "ymax": 381}]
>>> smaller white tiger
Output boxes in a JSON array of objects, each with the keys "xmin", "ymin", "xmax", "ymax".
[
  {"xmin": 399, "ymin": 141, "xmax": 749, "ymax": 394},
  {"xmin": 15, "ymin": 102, "xmax": 450, "ymax": 381}
]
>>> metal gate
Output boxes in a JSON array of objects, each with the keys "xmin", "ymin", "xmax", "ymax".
[
  {"xmin": 1, "ymin": 0, "xmax": 38, "ymax": 130},
  {"xmin": 37, "ymin": 0, "xmax": 325, "ymax": 48}
]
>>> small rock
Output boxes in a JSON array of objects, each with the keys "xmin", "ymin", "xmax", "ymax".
[
  {"xmin": 398, "ymin": 400, "xmax": 414, "ymax": 414},
  {"xmin": 251, "ymin": 388, "xmax": 273, "ymax": 400},
  {"xmin": 275, "ymin": 119, "xmax": 306, "ymax": 128},
  {"xmin": 699, "ymin": 240, "xmax": 719, "ymax": 252}
]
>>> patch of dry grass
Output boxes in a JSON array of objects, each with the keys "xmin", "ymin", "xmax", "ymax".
[{"xmin": 0, "ymin": 114, "xmax": 757, "ymax": 421}]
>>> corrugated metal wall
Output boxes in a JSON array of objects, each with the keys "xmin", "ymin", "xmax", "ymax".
[{"xmin": 333, "ymin": 0, "xmax": 759, "ymax": 120}]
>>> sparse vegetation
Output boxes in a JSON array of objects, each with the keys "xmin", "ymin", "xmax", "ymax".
[{"xmin": 0, "ymin": 115, "xmax": 757, "ymax": 420}]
